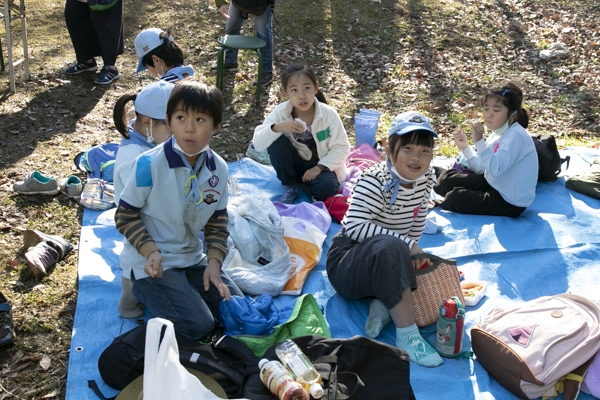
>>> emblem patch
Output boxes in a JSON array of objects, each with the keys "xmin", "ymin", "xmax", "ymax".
[
  {"xmin": 409, "ymin": 116, "xmax": 424, "ymax": 123},
  {"xmin": 508, "ymin": 325, "xmax": 536, "ymax": 347},
  {"xmin": 208, "ymin": 175, "xmax": 219, "ymax": 187},
  {"xmin": 204, "ymin": 194, "xmax": 217, "ymax": 204}
]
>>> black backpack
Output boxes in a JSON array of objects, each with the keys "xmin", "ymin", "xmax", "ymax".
[
  {"xmin": 94, "ymin": 323, "xmax": 272, "ymax": 399},
  {"xmin": 531, "ymin": 134, "xmax": 570, "ymax": 182},
  {"xmin": 95, "ymin": 325, "xmax": 414, "ymax": 400},
  {"xmin": 232, "ymin": 0, "xmax": 273, "ymax": 15}
]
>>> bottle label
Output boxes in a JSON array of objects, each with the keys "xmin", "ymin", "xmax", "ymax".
[{"xmin": 284, "ymin": 354, "xmax": 313, "ymax": 379}]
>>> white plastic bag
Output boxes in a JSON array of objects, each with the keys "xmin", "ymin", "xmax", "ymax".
[
  {"xmin": 143, "ymin": 318, "xmax": 248, "ymax": 400},
  {"xmin": 222, "ymin": 195, "xmax": 291, "ymax": 296}
]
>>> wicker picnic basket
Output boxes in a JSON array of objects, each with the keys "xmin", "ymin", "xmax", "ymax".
[{"xmin": 411, "ymin": 254, "xmax": 464, "ymax": 327}]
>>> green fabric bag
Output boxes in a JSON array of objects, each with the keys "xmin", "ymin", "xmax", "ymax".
[
  {"xmin": 234, "ymin": 293, "xmax": 331, "ymax": 358},
  {"xmin": 565, "ymin": 158, "xmax": 600, "ymax": 200}
]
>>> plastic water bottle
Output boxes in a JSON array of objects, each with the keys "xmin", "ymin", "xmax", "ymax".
[
  {"xmin": 275, "ymin": 340, "xmax": 324, "ymax": 399},
  {"xmin": 259, "ymin": 359, "xmax": 309, "ymax": 400}
]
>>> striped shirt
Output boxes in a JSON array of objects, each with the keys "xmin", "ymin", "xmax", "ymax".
[{"xmin": 342, "ymin": 161, "xmax": 436, "ymax": 249}]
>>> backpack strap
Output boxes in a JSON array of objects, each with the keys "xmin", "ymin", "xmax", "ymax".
[{"xmin": 87, "ymin": 380, "xmax": 116, "ymax": 400}]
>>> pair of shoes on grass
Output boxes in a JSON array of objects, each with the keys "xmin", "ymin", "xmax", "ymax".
[
  {"xmin": 22, "ymin": 229, "xmax": 73, "ymax": 278},
  {"xmin": 13, "ymin": 171, "xmax": 83, "ymax": 199},
  {"xmin": 65, "ymin": 60, "xmax": 120, "ymax": 85}
]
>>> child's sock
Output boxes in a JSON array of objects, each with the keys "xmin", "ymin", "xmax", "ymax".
[
  {"xmin": 118, "ymin": 275, "xmax": 144, "ymax": 319},
  {"xmin": 396, "ymin": 324, "xmax": 443, "ymax": 367},
  {"xmin": 276, "ymin": 186, "xmax": 299, "ymax": 204},
  {"xmin": 365, "ymin": 299, "xmax": 391, "ymax": 338}
]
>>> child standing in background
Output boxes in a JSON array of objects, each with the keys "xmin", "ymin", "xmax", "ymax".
[
  {"xmin": 112, "ymin": 80, "xmax": 174, "ymax": 319},
  {"xmin": 434, "ymin": 82, "xmax": 538, "ymax": 217},
  {"xmin": 134, "ymin": 28, "xmax": 194, "ymax": 82},
  {"xmin": 115, "ymin": 79, "xmax": 242, "ymax": 340},
  {"xmin": 326, "ymin": 111, "xmax": 443, "ymax": 368},
  {"xmin": 252, "ymin": 64, "xmax": 350, "ymax": 203}
]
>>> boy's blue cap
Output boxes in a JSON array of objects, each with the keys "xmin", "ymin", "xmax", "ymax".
[
  {"xmin": 135, "ymin": 28, "xmax": 164, "ymax": 73},
  {"xmin": 134, "ymin": 81, "xmax": 174, "ymax": 120},
  {"xmin": 388, "ymin": 111, "xmax": 438, "ymax": 138}
]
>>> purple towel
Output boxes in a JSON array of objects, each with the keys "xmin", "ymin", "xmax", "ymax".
[{"xmin": 583, "ymin": 351, "xmax": 600, "ymax": 398}]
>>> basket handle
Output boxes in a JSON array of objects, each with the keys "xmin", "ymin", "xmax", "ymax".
[{"xmin": 411, "ymin": 253, "xmax": 457, "ymax": 276}]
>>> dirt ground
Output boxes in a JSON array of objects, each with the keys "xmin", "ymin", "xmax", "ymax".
[{"xmin": 0, "ymin": 0, "xmax": 598, "ymax": 398}]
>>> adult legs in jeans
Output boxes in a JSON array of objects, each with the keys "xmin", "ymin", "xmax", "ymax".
[
  {"xmin": 131, "ymin": 262, "xmax": 243, "ymax": 340},
  {"xmin": 326, "ymin": 234, "xmax": 443, "ymax": 367},
  {"xmin": 435, "ymin": 168, "xmax": 525, "ymax": 217},
  {"xmin": 224, "ymin": 3, "xmax": 273, "ymax": 74}
]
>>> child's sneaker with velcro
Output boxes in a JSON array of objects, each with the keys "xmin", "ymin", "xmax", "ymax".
[
  {"xmin": 13, "ymin": 171, "xmax": 60, "ymax": 195},
  {"xmin": 23, "ymin": 230, "xmax": 73, "ymax": 277},
  {"xmin": 59, "ymin": 175, "xmax": 83, "ymax": 200}
]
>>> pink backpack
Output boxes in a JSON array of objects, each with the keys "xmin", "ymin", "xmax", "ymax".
[{"xmin": 345, "ymin": 143, "xmax": 383, "ymax": 171}]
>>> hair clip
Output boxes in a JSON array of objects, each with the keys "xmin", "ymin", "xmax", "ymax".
[{"xmin": 501, "ymin": 88, "xmax": 510, "ymax": 97}]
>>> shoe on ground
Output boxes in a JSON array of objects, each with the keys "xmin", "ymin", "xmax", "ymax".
[
  {"xmin": 65, "ymin": 60, "xmax": 98, "ymax": 75},
  {"xmin": 245, "ymin": 143, "xmax": 271, "ymax": 165},
  {"xmin": 94, "ymin": 66, "xmax": 121, "ymax": 85},
  {"xmin": 13, "ymin": 171, "xmax": 60, "ymax": 195},
  {"xmin": 210, "ymin": 61, "xmax": 239, "ymax": 72},
  {"xmin": 253, "ymin": 71, "xmax": 273, "ymax": 86},
  {"xmin": 0, "ymin": 292, "xmax": 14, "ymax": 348},
  {"xmin": 59, "ymin": 175, "xmax": 83, "ymax": 199},
  {"xmin": 22, "ymin": 229, "xmax": 74, "ymax": 260}
]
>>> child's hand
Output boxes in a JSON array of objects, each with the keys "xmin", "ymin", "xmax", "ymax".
[
  {"xmin": 273, "ymin": 121, "xmax": 307, "ymax": 134},
  {"xmin": 204, "ymin": 259, "xmax": 232, "ymax": 300},
  {"xmin": 470, "ymin": 121, "xmax": 484, "ymax": 143},
  {"xmin": 145, "ymin": 250, "xmax": 163, "ymax": 278},
  {"xmin": 452, "ymin": 129, "xmax": 469, "ymax": 150},
  {"xmin": 302, "ymin": 166, "xmax": 321, "ymax": 182},
  {"xmin": 219, "ymin": 4, "xmax": 229, "ymax": 18},
  {"xmin": 410, "ymin": 244, "xmax": 431, "ymax": 270}
]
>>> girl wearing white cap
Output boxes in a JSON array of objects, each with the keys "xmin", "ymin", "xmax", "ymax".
[
  {"xmin": 112, "ymin": 80, "xmax": 174, "ymax": 319},
  {"xmin": 326, "ymin": 111, "xmax": 443, "ymax": 368},
  {"xmin": 134, "ymin": 28, "xmax": 194, "ymax": 83}
]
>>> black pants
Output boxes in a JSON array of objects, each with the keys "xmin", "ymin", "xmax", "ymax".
[
  {"xmin": 267, "ymin": 135, "xmax": 340, "ymax": 201},
  {"xmin": 434, "ymin": 168, "xmax": 526, "ymax": 218},
  {"xmin": 64, "ymin": 0, "xmax": 124, "ymax": 66},
  {"xmin": 326, "ymin": 234, "xmax": 416, "ymax": 310}
]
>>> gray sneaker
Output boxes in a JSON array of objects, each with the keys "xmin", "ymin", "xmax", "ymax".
[
  {"xmin": 245, "ymin": 143, "xmax": 271, "ymax": 165},
  {"xmin": 13, "ymin": 171, "xmax": 60, "ymax": 195},
  {"xmin": 59, "ymin": 175, "xmax": 83, "ymax": 200}
]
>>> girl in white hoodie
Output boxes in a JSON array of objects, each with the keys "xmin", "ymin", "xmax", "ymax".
[{"xmin": 252, "ymin": 64, "xmax": 350, "ymax": 203}]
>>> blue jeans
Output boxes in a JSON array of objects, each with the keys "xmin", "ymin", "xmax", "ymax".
[
  {"xmin": 131, "ymin": 260, "xmax": 243, "ymax": 340},
  {"xmin": 225, "ymin": 3, "xmax": 273, "ymax": 73}
]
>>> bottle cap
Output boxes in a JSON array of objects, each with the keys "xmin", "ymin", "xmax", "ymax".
[
  {"xmin": 258, "ymin": 358, "xmax": 269, "ymax": 369},
  {"xmin": 309, "ymin": 383, "xmax": 324, "ymax": 398}
]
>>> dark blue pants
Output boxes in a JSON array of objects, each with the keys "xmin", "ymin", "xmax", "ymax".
[
  {"xmin": 267, "ymin": 135, "xmax": 340, "ymax": 201},
  {"xmin": 434, "ymin": 168, "xmax": 526, "ymax": 217},
  {"xmin": 64, "ymin": 0, "xmax": 124, "ymax": 66},
  {"xmin": 326, "ymin": 234, "xmax": 416, "ymax": 310}
]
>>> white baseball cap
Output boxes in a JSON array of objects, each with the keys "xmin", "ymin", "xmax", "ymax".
[
  {"xmin": 388, "ymin": 111, "xmax": 438, "ymax": 138},
  {"xmin": 134, "ymin": 28, "xmax": 164, "ymax": 73},
  {"xmin": 134, "ymin": 81, "xmax": 174, "ymax": 120}
]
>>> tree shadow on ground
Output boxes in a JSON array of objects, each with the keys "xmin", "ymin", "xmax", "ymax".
[{"xmin": 0, "ymin": 79, "xmax": 110, "ymax": 168}]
